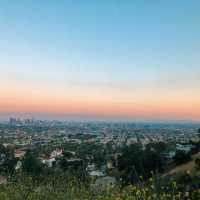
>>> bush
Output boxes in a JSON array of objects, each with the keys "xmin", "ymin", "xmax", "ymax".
[
  {"xmin": 173, "ymin": 150, "xmax": 191, "ymax": 165},
  {"xmin": 0, "ymin": 174, "xmax": 200, "ymax": 200},
  {"xmin": 195, "ymin": 158, "xmax": 200, "ymax": 169}
]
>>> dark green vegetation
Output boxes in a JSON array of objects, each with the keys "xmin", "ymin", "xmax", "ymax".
[
  {"xmin": 115, "ymin": 142, "xmax": 167, "ymax": 185},
  {"xmin": 1, "ymin": 142, "xmax": 200, "ymax": 200},
  {"xmin": 0, "ymin": 145, "xmax": 16, "ymax": 174},
  {"xmin": 173, "ymin": 150, "xmax": 191, "ymax": 165},
  {"xmin": 1, "ymin": 173, "xmax": 200, "ymax": 200},
  {"xmin": 1, "ymin": 124, "xmax": 200, "ymax": 199}
]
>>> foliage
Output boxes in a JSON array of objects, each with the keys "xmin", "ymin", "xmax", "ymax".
[
  {"xmin": 0, "ymin": 144, "xmax": 17, "ymax": 174},
  {"xmin": 117, "ymin": 143, "xmax": 166, "ymax": 184},
  {"xmin": 195, "ymin": 158, "xmax": 200, "ymax": 169},
  {"xmin": 0, "ymin": 174, "xmax": 200, "ymax": 200},
  {"xmin": 173, "ymin": 150, "xmax": 191, "ymax": 166},
  {"xmin": 22, "ymin": 151, "xmax": 44, "ymax": 176}
]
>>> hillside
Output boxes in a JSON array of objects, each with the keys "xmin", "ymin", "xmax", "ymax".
[{"xmin": 164, "ymin": 152, "xmax": 200, "ymax": 176}]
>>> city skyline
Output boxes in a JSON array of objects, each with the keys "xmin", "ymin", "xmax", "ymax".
[{"xmin": 0, "ymin": 1, "xmax": 200, "ymax": 121}]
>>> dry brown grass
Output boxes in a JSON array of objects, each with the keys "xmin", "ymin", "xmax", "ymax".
[{"xmin": 164, "ymin": 152, "xmax": 200, "ymax": 176}]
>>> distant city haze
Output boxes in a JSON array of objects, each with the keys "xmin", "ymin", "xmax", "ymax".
[{"xmin": 0, "ymin": 1, "xmax": 200, "ymax": 121}]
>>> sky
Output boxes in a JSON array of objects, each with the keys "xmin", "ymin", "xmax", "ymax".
[{"xmin": 0, "ymin": 1, "xmax": 200, "ymax": 121}]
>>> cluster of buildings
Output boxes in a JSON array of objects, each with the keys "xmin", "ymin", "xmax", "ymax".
[{"xmin": 0, "ymin": 119, "xmax": 200, "ymax": 182}]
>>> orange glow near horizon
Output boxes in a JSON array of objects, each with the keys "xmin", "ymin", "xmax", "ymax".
[
  {"xmin": 1, "ymin": 1, "xmax": 200, "ymax": 122},
  {"xmin": 1, "ymin": 80, "xmax": 200, "ymax": 121}
]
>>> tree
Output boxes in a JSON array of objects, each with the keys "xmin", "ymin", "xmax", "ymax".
[
  {"xmin": 117, "ymin": 143, "xmax": 167, "ymax": 185},
  {"xmin": 59, "ymin": 158, "xmax": 88, "ymax": 182},
  {"xmin": 146, "ymin": 142, "xmax": 167, "ymax": 153},
  {"xmin": 117, "ymin": 144, "xmax": 144, "ymax": 184},
  {"xmin": 143, "ymin": 149, "xmax": 163, "ymax": 173},
  {"xmin": 0, "ymin": 144, "xmax": 16, "ymax": 174},
  {"xmin": 173, "ymin": 150, "xmax": 191, "ymax": 165},
  {"xmin": 195, "ymin": 158, "xmax": 200, "ymax": 169},
  {"xmin": 22, "ymin": 151, "xmax": 43, "ymax": 175}
]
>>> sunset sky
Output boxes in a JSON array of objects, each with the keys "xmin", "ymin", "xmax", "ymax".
[{"xmin": 0, "ymin": 1, "xmax": 200, "ymax": 121}]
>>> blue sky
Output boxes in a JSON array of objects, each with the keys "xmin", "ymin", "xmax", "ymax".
[{"xmin": 0, "ymin": 1, "xmax": 200, "ymax": 121}]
